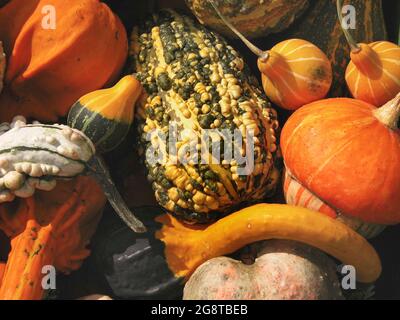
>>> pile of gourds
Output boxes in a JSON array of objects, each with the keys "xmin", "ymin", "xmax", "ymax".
[{"xmin": 0, "ymin": 0, "xmax": 399, "ymax": 300}]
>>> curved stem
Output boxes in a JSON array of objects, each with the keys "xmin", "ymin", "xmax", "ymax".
[
  {"xmin": 88, "ymin": 156, "xmax": 147, "ymax": 233},
  {"xmin": 374, "ymin": 92, "xmax": 400, "ymax": 130},
  {"xmin": 207, "ymin": 0, "xmax": 269, "ymax": 61},
  {"xmin": 157, "ymin": 204, "xmax": 381, "ymax": 283},
  {"xmin": 336, "ymin": 0, "xmax": 360, "ymax": 52}
]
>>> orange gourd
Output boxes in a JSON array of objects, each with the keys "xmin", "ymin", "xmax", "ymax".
[
  {"xmin": 337, "ymin": 0, "xmax": 400, "ymax": 106},
  {"xmin": 281, "ymin": 93, "xmax": 400, "ymax": 234},
  {"xmin": 0, "ymin": 0, "xmax": 128, "ymax": 122},
  {"xmin": 0, "ymin": 177, "xmax": 106, "ymax": 300},
  {"xmin": 157, "ymin": 204, "xmax": 381, "ymax": 283},
  {"xmin": 208, "ymin": 0, "xmax": 332, "ymax": 110}
]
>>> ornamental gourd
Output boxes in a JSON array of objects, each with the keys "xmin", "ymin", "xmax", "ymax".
[
  {"xmin": 186, "ymin": 0, "xmax": 309, "ymax": 39},
  {"xmin": 0, "ymin": 177, "xmax": 105, "ymax": 300},
  {"xmin": 92, "ymin": 204, "xmax": 381, "ymax": 300},
  {"xmin": 131, "ymin": 10, "xmax": 280, "ymax": 223},
  {"xmin": 277, "ymin": 0, "xmax": 387, "ymax": 97},
  {"xmin": 68, "ymin": 75, "xmax": 143, "ymax": 154},
  {"xmin": 183, "ymin": 240, "xmax": 343, "ymax": 300},
  {"xmin": 0, "ymin": 118, "xmax": 146, "ymax": 233},
  {"xmin": 281, "ymin": 93, "xmax": 400, "ymax": 238},
  {"xmin": 337, "ymin": 0, "xmax": 400, "ymax": 106},
  {"xmin": 0, "ymin": 0, "xmax": 128, "ymax": 122},
  {"xmin": 208, "ymin": 1, "xmax": 332, "ymax": 110}
]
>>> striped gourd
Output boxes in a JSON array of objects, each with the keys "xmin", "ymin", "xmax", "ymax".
[
  {"xmin": 278, "ymin": 0, "xmax": 387, "ymax": 97},
  {"xmin": 68, "ymin": 75, "xmax": 142, "ymax": 154},
  {"xmin": 258, "ymin": 39, "xmax": 332, "ymax": 110},
  {"xmin": 345, "ymin": 41, "xmax": 400, "ymax": 106},
  {"xmin": 207, "ymin": 1, "xmax": 332, "ymax": 110},
  {"xmin": 283, "ymin": 169, "xmax": 386, "ymax": 239},
  {"xmin": 337, "ymin": 0, "xmax": 400, "ymax": 106},
  {"xmin": 131, "ymin": 10, "xmax": 281, "ymax": 223}
]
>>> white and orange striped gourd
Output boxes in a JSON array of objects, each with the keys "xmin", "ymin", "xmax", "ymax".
[
  {"xmin": 208, "ymin": 0, "xmax": 333, "ymax": 110},
  {"xmin": 283, "ymin": 169, "xmax": 386, "ymax": 239},
  {"xmin": 338, "ymin": 0, "xmax": 400, "ymax": 106}
]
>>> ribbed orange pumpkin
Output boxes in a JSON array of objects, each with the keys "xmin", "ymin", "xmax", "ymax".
[
  {"xmin": 337, "ymin": 0, "xmax": 400, "ymax": 106},
  {"xmin": 0, "ymin": 0, "xmax": 128, "ymax": 122},
  {"xmin": 281, "ymin": 93, "xmax": 400, "ymax": 231},
  {"xmin": 207, "ymin": 1, "xmax": 332, "ymax": 110}
]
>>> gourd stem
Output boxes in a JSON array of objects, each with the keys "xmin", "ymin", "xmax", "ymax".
[
  {"xmin": 88, "ymin": 156, "xmax": 147, "ymax": 233},
  {"xmin": 207, "ymin": 0, "xmax": 269, "ymax": 61},
  {"xmin": 336, "ymin": 0, "xmax": 361, "ymax": 52},
  {"xmin": 374, "ymin": 92, "xmax": 400, "ymax": 130},
  {"xmin": 398, "ymin": 23, "xmax": 400, "ymax": 46}
]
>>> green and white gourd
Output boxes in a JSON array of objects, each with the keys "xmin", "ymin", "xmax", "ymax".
[{"xmin": 0, "ymin": 116, "xmax": 146, "ymax": 233}]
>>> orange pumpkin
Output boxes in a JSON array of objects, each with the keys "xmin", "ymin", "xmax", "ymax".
[
  {"xmin": 281, "ymin": 93, "xmax": 400, "ymax": 233},
  {"xmin": 0, "ymin": 0, "xmax": 128, "ymax": 123},
  {"xmin": 0, "ymin": 177, "xmax": 106, "ymax": 300},
  {"xmin": 208, "ymin": 1, "xmax": 332, "ymax": 110},
  {"xmin": 337, "ymin": 0, "xmax": 400, "ymax": 106}
]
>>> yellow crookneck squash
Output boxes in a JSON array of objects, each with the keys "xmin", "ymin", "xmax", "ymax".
[
  {"xmin": 0, "ymin": 0, "xmax": 128, "ymax": 123},
  {"xmin": 157, "ymin": 204, "xmax": 381, "ymax": 284},
  {"xmin": 0, "ymin": 177, "xmax": 106, "ymax": 300}
]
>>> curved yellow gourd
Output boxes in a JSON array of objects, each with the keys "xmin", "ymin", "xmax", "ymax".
[{"xmin": 156, "ymin": 203, "xmax": 381, "ymax": 283}]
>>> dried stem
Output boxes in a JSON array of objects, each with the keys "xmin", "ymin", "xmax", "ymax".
[
  {"xmin": 374, "ymin": 92, "xmax": 400, "ymax": 130},
  {"xmin": 207, "ymin": 0, "xmax": 269, "ymax": 61},
  {"xmin": 336, "ymin": 0, "xmax": 361, "ymax": 52},
  {"xmin": 88, "ymin": 155, "xmax": 147, "ymax": 233}
]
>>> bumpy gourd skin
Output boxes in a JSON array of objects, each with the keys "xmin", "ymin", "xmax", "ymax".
[
  {"xmin": 131, "ymin": 10, "xmax": 280, "ymax": 223},
  {"xmin": 186, "ymin": 0, "xmax": 309, "ymax": 39}
]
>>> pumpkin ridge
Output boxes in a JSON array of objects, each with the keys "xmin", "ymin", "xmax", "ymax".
[{"xmin": 303, "ymin": 121, "xmax": 377, "ymax": 188}]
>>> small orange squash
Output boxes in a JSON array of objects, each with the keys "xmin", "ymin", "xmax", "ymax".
[
  {"xmin": 0, "ymin": 0, "xmax": 128, "ymax": 123},
  {"xmin": 0, "ymin": 177, "xmax": 106, "ymax": 300},
  {"xmin": 208, "ymin": 0, "xmax": 332, "ymax": 110},
  {"xmin": 281, "ymin": 93, "xmax": 400, "ymax": 236},
  {"xmin": 337, "ymin": 0, "xmax": 400, "ymax": 106}
]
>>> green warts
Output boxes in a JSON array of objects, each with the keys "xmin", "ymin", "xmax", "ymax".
[{"xmin": 157, "ymin": 72, "xmax": 172, "ymax": 91}]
